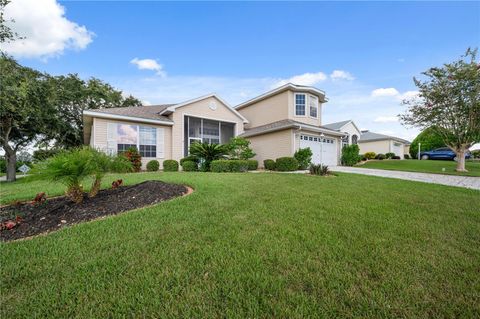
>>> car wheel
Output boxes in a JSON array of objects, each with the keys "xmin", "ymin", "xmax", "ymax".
[
  {"xmin": 453, "ymin": 156, "xmax": 458, "ymax": 162},
  {"xmin": 421, "ymin": 155, "xmax": 429, "ymax": 160}
]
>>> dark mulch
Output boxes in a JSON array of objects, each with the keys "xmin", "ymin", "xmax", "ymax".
[{"xmin": 0, "ymin": 181, "xmax": 188, "ymax": 242}]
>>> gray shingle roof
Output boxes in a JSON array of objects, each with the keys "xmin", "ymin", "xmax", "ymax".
[
  {"xmin": 359, "ymin": 131, "xmax": 410, "ymax": 144},
  {"xmin": 240, "ymin": 119, "xmax": 345, "ymax": 138},
  {"xmin": 323, "ymin": 120, "xmax": 352, "ymax": 131},
  {"xmin": 87, "ymin": 104, "xmax": 175, "ymax": 122}
]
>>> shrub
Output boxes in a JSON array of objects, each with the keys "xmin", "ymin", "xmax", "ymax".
[
  {"xmin": 227, "ymin": 137, "xmax": 256, "ymax": 160},
  {"xmin": 121, "ymin": 147, "xmax": 142, "ymax": 172},
  {"xmin": 33, "ymin": 149, "xmax": 60, "ymax": 162},
  {"xmin": 341, "ymin": 144, "xmax": 360, "ymax": 166},
  {"xmin": 375, "ymin": 153, "xmax": 386, "ymax": 160},
  {"xmin": 470, "ymin": 150, "xmax": 480, "ymax": 159},
  {"xmin": 275, "ymin": 157, "xmax": 299, "ymax": 171},
  {"xmin": 294, "ymin": 147, "xmax": 313, "ymax": 170},
  {"xmin": 229, "ymin": 160, "xmax": 249, "ymax": 172},
  {"xmin": 0, "ymin": 157, "xmax": 5, "ymax": 173},
  {"xmin": 359, "ymin": 154, "xmax": 367, "ymax": 161},
  {"xmin": 264, "ymin": 159, "xmax": 276, "ymax": 170},
  {"xmin": 163, "ymin": 160, "xmax": 179, "ymax": 172},
  {"xmin": 404, "ymin": 154, "xmax": 410, "ymax": 159},
  {"xmin": 189, "ymin": 142, "xmax": 228, "ymax": 171},
  {"xmin": 181, "ymin": 160, "xmax": 197, "ymax": 172},
  {"xmin": 364, "ymin": 152, "xmax": 376, "ymax": 160},
  {"xmin": 210, "ymin": 160, "xmax": 231, "ymax": 173},
  {"xmin": 146, "ymin": 160, "xmax": 160, "ymax": 171},
  {"xmin": 180, "ymin": 155, "xmax": 199, "ymax": 165},
  {"xmin": 392, "ymin": 155, "xmax": 401, "ymax": 159},
  {"xmin": 385, "ymin": 152, "xmax": 395, "ymax": 159},
  {"xmin": 247, "ymin": 159, "xmax": 258, "ymax": 171},
  {"xmin": 309, "ymin": 164, "xmax": 330, "ymax": 176}
]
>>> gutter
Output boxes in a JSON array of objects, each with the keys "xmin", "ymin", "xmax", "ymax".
[{"xmin": 83, "ymin": 110, "xmax": 175, "ymax": 126}]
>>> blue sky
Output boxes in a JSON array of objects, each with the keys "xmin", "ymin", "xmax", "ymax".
[{"xmin": 2, "ymin": 0, "xmax": 479, "ymax": 141}]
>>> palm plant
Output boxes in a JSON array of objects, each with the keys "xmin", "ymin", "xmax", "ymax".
[
  {"xmin": 189, "ymin": 142, "xmax": 228, "ymax": 171},
  {"xmin": 87, "ymin": 148, "xmax": 132, "ymax": 197}
]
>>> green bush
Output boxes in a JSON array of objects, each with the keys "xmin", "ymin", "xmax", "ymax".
[
  {"xmin": 275, "ymin": 157, "xmax": 299, "ymax": 171},
  {"xmin": 364, "ymin": 152, "xmax": 376, "ymax": 160},
  {"xmin": 471, "ymin": 150, "xmax": 480, "ymax": 159},
  {"xmin": 375, "ymin": 153, "xmax": 386, "ymax": 160},
  {"xmin": 181, "ymin": 160, "xmax": 197, "ymax": 172},
  {"xmin": 309, "ymin": 164, "xmax": 330, "ymax": 176},
  {"xmin": 404, "ymin": 154, "xmax": 410, "ymax": 159},
  {"xmin": 189, "ymin": 142, "xmax": 228, "ymax": 171},
  {"xmin": 227, "ymin": 137, "xmax": 256, "ymax": 160},
  {"xmin": 180, "ymin": 155, "xmax": 199, "ymax": 165},
  {"xmin": 146, "ymin": 160, "xmax": 160, "ymax": 171},
  {"xmin": 294, "ymin": 147, "xmax": 313, "ymax": 169},
  {"xmin": 410, "ymin": 126, "xmax": 445, "ymax": 159},
  {"xmin": 341, "ymin": 144, "xmax": 360, "ymax": 166},
  {"xmin": 385, "ymin": 152, "xmax": 395, "ymax": 159},
  {"xmin": 121, "ymin": 147, "xmax": 142, "ymax": 172},
  {"xmin": 229, "ymin": 160, "xmax": 249, "ymax": 172},
  {"xmin": 33, "ymin": 149, "xmax": 60, "ymax": 162},
  {"xmin": 392, "ymin": 155, "xmax": 401, "ymax": 159},
  {"xmin": 359, "ymin": 154, "xmax": 367, "ymax": 161},
  {"xmin": 263, "ymin": 159, "xmax": 276, "ymax": 170},
  {"xmin": 247, "ymin": 160, "xmax": 258, "ymax": 171},
  {"xmin": 210, "ymin": 160, "xmax": 231, "ymax": 173},
  {"xmin": 163, "ymin": 160, "xmax": 179, "ymax": 172},
  {"xmin": 0, "ymin": 157, "xmax": 5, "ymax": 173}
]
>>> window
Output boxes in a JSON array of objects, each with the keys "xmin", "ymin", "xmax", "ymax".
[
  {"xmin": 342, "ymin": 135, "xmax": 349, "ymax": 148},
  {"xmin": 117, "ymin": 124, "xmax": 137, "ymax": 153},
  {"xmin": 116, "ymin": 124, "xmax": 157, "ymax": 158},
  {"xmin": 352, "ymin": 134, "xmax": 358, "ymax": 145},
  {"xmin": 139, "ymin": 126, "xmax": 157, "ymax": 157},
  {"xmin": 309, "ymin": 95, "xmax": 318, "ymax": 118},
  {"xmin": 295, "ymin": 93, "xmax": 306, "ymax": 116},
  {"xmin": 184, "ymin": 116, "xmax": 236, "ymax": 156}
]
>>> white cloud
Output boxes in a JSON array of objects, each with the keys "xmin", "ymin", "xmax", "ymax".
[
  {"xmin": 374, "ymin": 116, "xmax": 398, "ymax": 123},
  {"xmin": 378, "ymin": 130, "xmax": 395, "ymax": 135},
  {"xmin": 399, "ymin": 90, "xmax": 419, "ymax": 100},
  {"xmin": 330, "ymin": 70, "xmax": 354, "ymax": 81},
  {"xmin": 130, "ymin": 58, "xmax": 166, "ymax": 76},
  {"xmin": 272, "ymin": 72, "xmax": 327, "ymax": 88},
  {"xmin": 0, "ymin": 0, "xmax": 94, "ymax": 59},
  {"xmin": 371, "ymin": 88, "xmax": 400, "ymax": 98}
]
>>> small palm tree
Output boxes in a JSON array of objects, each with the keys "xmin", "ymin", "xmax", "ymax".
[{"xmin": 189, "ymin": 142, "xmax": 228, "ymax": 171}]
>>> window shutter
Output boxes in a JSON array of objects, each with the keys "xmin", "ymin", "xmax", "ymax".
[
  {"xmin": 107, "ymin": 123, "xmax": 117, "ymax": 154},
  {"xmin": 157, "ymin": 128, "xmax": 164, "ymax": 158}
]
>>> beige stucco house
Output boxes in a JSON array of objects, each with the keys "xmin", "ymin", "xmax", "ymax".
[
  {"xmin": 358, "ymin": 131, "xmax": 411, "ymax": 159},
  {"xmin": 83, "ymin": 83, "xmax": 346, "ymax": 169}
]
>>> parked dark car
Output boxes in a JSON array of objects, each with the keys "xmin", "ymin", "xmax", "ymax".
[{"xmin": 420, "ymin": 147, "xmax": 471, "ymax": 161}]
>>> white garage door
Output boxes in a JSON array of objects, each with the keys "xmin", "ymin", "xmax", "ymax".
[
  {"xmin": 299, "ymin": 135, "xmax": 338, "ymax": 166},
  {"xmin": 392, "ymin": 142, "xmax": 403, "ymax": 158}
]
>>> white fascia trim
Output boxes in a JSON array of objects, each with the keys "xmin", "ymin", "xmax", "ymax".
[
  {"xmin": 83, "ymin": 111, "xmax": 174, "ymax": 126},
  {"xmin": 235, "ymin": 83, "xmax": 327, "ymax": 110},
  {"xmin": 160, "ymin": 93, "xmax": 249, "ymax": 123}
]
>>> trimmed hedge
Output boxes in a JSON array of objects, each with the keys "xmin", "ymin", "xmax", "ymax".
[
  {"xmin": 146, "ymin": 160, "xmax": 160, "ymax": 172},
  {"xmin": 275, "ymin": 157, "xmax": 299, "ymax": 172},
  {"xmin": 181, "ymin": 160, "xmax": 197, "ymax": 171},
  {"xmin": 229, "ymin": 160, "xmax": 249, "ymax": 172},
  {"xmin": 385, "ymin": 152, "xmax": 395, "ymax": 159},
  {"xmin": 180, "ymin": 155, "xmax": 198, "ymax": 165},
  {"xmin": 341, "ymin": 144, "xmax": 360, "ymax": 166},
  {"xmin": 364, "ymin": 152, "xmax": 376, "ymax": 160},
  {"xmin": 163, "ymin": 160, "xmax": 179, "ymax": 172},
  {"xmin": 375, "ymin": 154, "xmax": 386, "ymax": 160},
  {"xmin": 264, "ymin": 159, "xmax": 276, "ymax": 171},
  {"xmin": 294, "ymin": 147, "xmax": 313, "ymax": 170},
  {"xmin": 392, "ymin": 155, "xmax": 401, "ymax": 160},
  {"xmin": 210, "ymin": 160, "xmax": 249, "ymax": 173},
  {"xmin": 404, "ymin": 154, "xmax": 410, "ymax": 159},
  {"xmin": 247, "ymin": 160, "xmax": 258, "ymax": 171}
]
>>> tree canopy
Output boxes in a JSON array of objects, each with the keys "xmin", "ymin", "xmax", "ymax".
[{"xmin": 409, "ymin": 127, "xmax": 445, "ymax": 158}]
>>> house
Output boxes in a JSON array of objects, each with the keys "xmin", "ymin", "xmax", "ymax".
[
  {"xmin": 83, "ymin": 83, "xmax": 346, "ymax": 169},
  {"xmin": 323, "ymin": 120, "xmax": 362, "ymax": 147},
  {"xmin": 235, "ymin": 84, "xmax": 345, "ymax": 166},
  {"xmin": 358, "ymin": 130, "xmax": 411, "ymax": 158}
]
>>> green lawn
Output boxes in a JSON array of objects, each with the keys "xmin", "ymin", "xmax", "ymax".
[
  {"xmin": 357, "ymin": 159, "xmax": 480, "ymax": 177},
  {"xmin": 1, "ymin": 172, "xmax": 479, "ymax": 318}
]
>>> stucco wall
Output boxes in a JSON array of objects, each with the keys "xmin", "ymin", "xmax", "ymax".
[
  {"xmin": 340, "ymin": 122, "xmax": 361, "ymax": 144},
  {"xmin": 247, "ymin": 129, "xmax": 294, "ymax": 167},
  {"xmin": 238, "ymin": 91, "xmax": 290, "ymax": 129},
  {"xmin": 358, "ymin": 140, "xmax": 391, "ymax": 156},
  {"xmin": 287, "ymin": 91, "xmax": 323, "ymax": 127},
  {"xmin": 92, "ymin": 117, "xmax": 172, "ymax": 169},
  {"xmin": 169, "ymin": 96, "xmax": 245, "ymax": 161}
]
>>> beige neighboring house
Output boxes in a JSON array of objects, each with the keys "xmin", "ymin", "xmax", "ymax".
[
  {"xmin": 83, "ymin": 94, "xmax": 248, "ymax": 169},
  {"xmin": 358, "ymin": 131, "xmax": 410, "ymax": 159},
  {"xmin": 323, "ymin": 120, "xmax": 362, "ymax": 147},
  {"xmin": 235, "ymin": 84, "xmax": 345, "ymax": 166}
]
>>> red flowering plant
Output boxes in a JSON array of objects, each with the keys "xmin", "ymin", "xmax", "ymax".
[{"xmin": 121, "ymin": 147, "xmax": 142, "ymax": 172}]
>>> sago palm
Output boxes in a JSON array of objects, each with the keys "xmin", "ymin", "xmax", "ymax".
[{"xmin": 189, "ymin": 142, "xmax": 228, "ymax": 171}]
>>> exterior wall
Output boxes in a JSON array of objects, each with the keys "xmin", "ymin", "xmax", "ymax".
[
  {"xmin": 358, "ymin": 140, "xmax": 391, "ymax": 156},
  {"xmin": 404, "ymin": 145, "xmax": 410, "ymax": 156},
  {"xmin": 169, "ymin": 96, "xmax": 245, "ymax": 161},
  {"xmin": 92, "ymin": 117, "xmax": 172, "ymax": 169},
  {"xmin": 293, "ymin": 130, "xmax": 342, "ymax": 165},
  {"xmin": 287, "ymin": 91, "xmax": 322, "ymax": 127},
  {"xmin": 246, "ymin": 129, "xmax": 294, "ymax": 167},
  {"xmin": 238, "ymin": 91, "xmax": 289, "ymax": 129},
  {"xmin": 340, "ymin": 122, "xmax": 361, "ymax": 144}
]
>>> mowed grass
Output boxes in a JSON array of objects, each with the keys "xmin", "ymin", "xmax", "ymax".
[
  {"xmin": 358, "ymin": 159, "xmax": 480, "ymax": 177},
  {"xmin": 1, "ymin": 172, "xmax": 479, "ymax": 318}
]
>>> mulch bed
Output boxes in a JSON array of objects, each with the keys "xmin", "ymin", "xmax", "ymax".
[{"xmin": 0, "ymin": 181, "xmax": 188, "ymax": 242}]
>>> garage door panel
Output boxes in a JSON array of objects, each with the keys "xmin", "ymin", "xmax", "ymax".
[{"xmin": 299, "ymin": 135, "xmax": 338, "ymax": 166}]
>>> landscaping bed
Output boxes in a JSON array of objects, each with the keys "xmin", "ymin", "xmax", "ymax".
[{"xmin": 0, "ymin": 180, "xmax": 188, "ymax": 241}]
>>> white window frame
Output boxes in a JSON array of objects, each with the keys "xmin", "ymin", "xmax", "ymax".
[
  {"xmin": 308, "ymin": 95, "xmax": 319, "ymax": 119},
  {"xmin": 294, "ymin": 93, "xmax": 306, "ymax": 117},
  {"xmin": 115, "ymin": 123, "xmax": 159, "ymax": 158}
]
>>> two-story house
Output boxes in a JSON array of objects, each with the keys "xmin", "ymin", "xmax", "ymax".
[{"xmin": 82, "ymin": 83, "xmax": 345, "ymax": 168}]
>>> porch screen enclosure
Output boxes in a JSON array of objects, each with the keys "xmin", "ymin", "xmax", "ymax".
[{"xmin": 184, "ymin": 116, "xmax": 235, "ymax": 156}]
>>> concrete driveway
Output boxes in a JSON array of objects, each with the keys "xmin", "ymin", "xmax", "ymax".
[{"xmin": 330, "ymin": 166, "xmax": 480, "ymax": 190}]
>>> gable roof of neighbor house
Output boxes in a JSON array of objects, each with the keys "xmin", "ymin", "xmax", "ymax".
[
  {"xmin": 239, "ymin": 119, "xmax": 346, "ymax": 138},
  {"xmin": 359, "ymin": 131, "xmax": 411, "ymax": 145},
  {"xmin": 83, "ymin": 94, "xmax": 249, "ymax": 125},
  {"xmin": 235, "ymin": 83, "xmax": 328, "ymax": 110}
]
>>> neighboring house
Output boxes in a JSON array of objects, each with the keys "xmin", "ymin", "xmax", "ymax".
[
  {"xmin": 235, "ymin": 84, "xmax": 345, "ymax": 166},
  {"xmin": 323, "ymin": 120, "xmax": 362, "ymax": 147},
  {"xmin": 83, "ymin": 94, "xmax": 248, "ymax": 168},
  {"xmin": 358, "ymin": 130, "xmax": 410, "ymax": 158}
]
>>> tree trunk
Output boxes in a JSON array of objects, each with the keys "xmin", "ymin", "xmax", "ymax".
[
  {"xmin": 5, "ymin": 151, "xmax": 16, "ymax": 182},
  {"xmin": 89, "ymin": 177, "xmax": 101, "ymax": 198},
  {"xmin": 67, "ymin": 185, "xmax": 84, "ymax": 204},
  {"xmin": 455, "ymin": 148, "xmax": 467, "ymax": 172}
]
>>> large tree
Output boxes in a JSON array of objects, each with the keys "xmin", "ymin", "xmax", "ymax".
[
  {"xmin": 0, "ymin": 54, "xmax": 55, "ymax": 181},
  {"xmin": 400, "ymin": 48, "xmax": 480, "ymax": 172},
  {"xmin": 47, "ymin": 75, "xmax": 142, "ymax": 148},
  {"xmin": 409, "ymin": 126, "xmax": 445, "ymax": 159}
]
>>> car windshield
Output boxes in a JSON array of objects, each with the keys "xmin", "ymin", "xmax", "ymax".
[{"xmin": 435, "ymin": 148, "xmax": 451, "ymax": 151}]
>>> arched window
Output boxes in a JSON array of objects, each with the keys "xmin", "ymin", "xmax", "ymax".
[
  {"xmin": 352, "ymin": 134, "xmax": 358, "ymax": 145},
  {"xmin": 342, "ymin": 135, "xmax": 349, "ymax": 147}
]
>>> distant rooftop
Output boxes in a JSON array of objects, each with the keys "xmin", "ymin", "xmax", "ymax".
[{"xmin": 360, "ymin": 131, "xmax": 410, "ymax": 144}]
